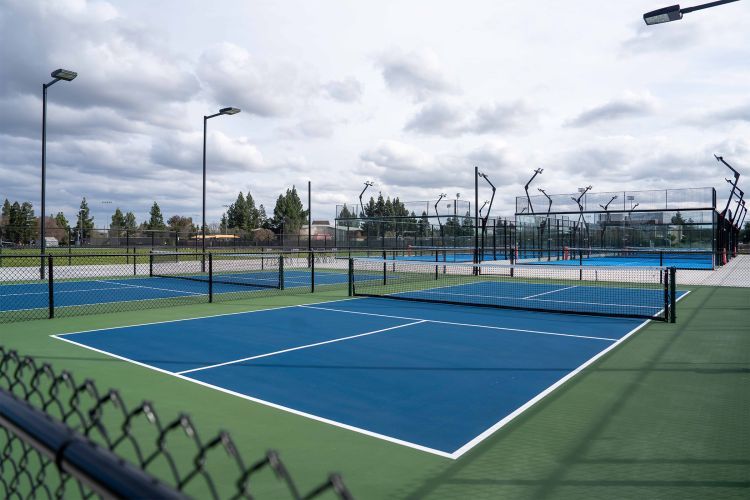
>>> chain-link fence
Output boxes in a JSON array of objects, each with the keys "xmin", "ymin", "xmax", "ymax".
[
  {"xmin": 0, "ymin": 347, "xmax": 352, "ymax": 499},
  {"xmin": 0, "ymin": 252, "xmax": 352, "ymax": 324}
]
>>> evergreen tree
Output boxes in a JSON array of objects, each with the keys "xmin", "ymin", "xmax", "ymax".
[
  {"xmin": 272, "ymin": 186, "xmax": 307, "ymax": 234},
  {"xmin": 418, "ymin": 211, "xmax": 431, "ymax": 237},
  {"xmin": 1, "ymin": 199, "xmax": 10, "ymax": 224},
  {"xmin": 671, "ymin": 211, "xmax": 686, "ymax": 225},
  {"xmin": 245, "ymin": 192, "xmax": 260, "ymax": 231},
  {"xmin": 19, "ymin": 202, "xmax": 35, "ymax": 244},
  {"xmin": 54, "ymin": 211, "xmax": 69, "ymax": 230},
  {"xmin": 72, "ymin": 197, "xmax": 95, "ymax": 243},
  {"xmin": 220, "ymin": 213, "xmax": 228, "ymax": 233},
  {"xmin": 258, "ymin": 204, "xmax": 270, "ymax": 229},
  {"xmin": 111, "ymin": 208, "xmax": 126, "ymax": 229},
  {"xmin": 146, "ymin": 201, "xmax": 165, "ymax": 230},
  {"xmin": 124, "ymin": 212, "xmax": 137, "ymax": 230},
  {"xmin": 226, "ymin": 193, "xmax": 247, "ymax": 230}
]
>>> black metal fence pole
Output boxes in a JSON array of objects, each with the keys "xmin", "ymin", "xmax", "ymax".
[{"xmin": 48, "ymin": 256, "xmax": 54, "ymax": 319}]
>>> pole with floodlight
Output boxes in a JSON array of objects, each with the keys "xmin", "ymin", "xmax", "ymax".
[
  {"xmin": 643, "ymin": 0, "xmax": 739, "ymax": 24},
  {"xmin": 202, "ymin": 107, "xmax": 240, "ymax": 271},
  {"xmin": 40, "ymin": 68, "xmax": 77, "ymax": 278}
]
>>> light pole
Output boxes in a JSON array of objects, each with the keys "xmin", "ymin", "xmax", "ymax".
[
  {"xmin": 41, "ymin": 68, "xmax": 77, "ymax": 278},
  {"xmin": 644, "ymin": 0, "xmax": 739, "ymax": 24},
  {"xmin": 202, "ymin": 107, "xmax": 240, "ymax": 270}
]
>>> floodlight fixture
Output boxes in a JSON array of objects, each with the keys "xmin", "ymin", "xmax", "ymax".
[
  {"xmin": 51, "ymin": 68, "xmax": 78, "ymax": 81},
  {"xmin": 644, "ymin": 0, "xmax": 739, "ymax": 25},
  {"xmin": 220, "ymin": 107, "xmax": 241, "ymax": 115}
]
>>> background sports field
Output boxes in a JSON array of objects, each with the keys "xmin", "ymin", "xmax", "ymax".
[{"xmin": 3, "ymin": 280, "xmax": 748, "ymax": 498}]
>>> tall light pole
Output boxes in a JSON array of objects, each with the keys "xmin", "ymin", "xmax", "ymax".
[
  {"xmin": 41, "ymin": 68, "xmax": 77, "ymax": 278},
  {"xmin": 643, "ymin": 0, "xmax": 739, "ymax": 24},
  {"xmin": 202, "ymin": 107, "xmax": 240, "ymax": 270}
]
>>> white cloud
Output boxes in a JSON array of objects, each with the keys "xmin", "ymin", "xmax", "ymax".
[
  {"xmin": 376, "ymin": 48, "xmax": 458, "ymax": 101},
  {"xmin": 566, "ymin": 92, "xmax": 657, "ymax": 127}
]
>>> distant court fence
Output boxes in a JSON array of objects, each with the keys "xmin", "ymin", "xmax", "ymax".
[{"xmin": 0, "ymin": 347, "xmax": 352, "ymax": 499}]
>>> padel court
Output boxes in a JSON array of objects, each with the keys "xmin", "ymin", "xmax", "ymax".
[{"xmin": 53, "ymin": 292, "xmax": 687, "ymax": 458}]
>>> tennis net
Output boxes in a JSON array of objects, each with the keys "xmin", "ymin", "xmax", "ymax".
[
  {"xmin": 566, "ymin": 247, "xmax": 714, "ymax": 269},
  {"xmin": 349, "ymin": 258, "xmax": 675, "ymax": 321},
  {"xmin": 150, "ymin": 251, "xmax": 282, "ymax": 289}
]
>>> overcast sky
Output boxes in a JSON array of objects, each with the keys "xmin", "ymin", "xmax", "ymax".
[{"xmin": 1, "ymin": 0, "xmax": 748, "ymax": 226}]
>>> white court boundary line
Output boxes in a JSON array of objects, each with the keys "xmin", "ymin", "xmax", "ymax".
[
  {"xmin": 521, "ymin": 285, "xmax": 577, "ymax": 300},
  {"xmin": 177, "ymin": 320, "xmax": 426, "ymax": 375},
  {"xmin": 298, "ymin": 305, "xmax": 617, "ymax": 342},
  {"xmin": 51, "ymin": 291, "xmax": 691, "ymax": 460}
]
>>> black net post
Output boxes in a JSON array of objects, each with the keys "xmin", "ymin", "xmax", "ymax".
[
  {"xmin": 149, "ymin": 252, "xmax": 154, "ymax": 277},
  {"xmin": 311, "ymin": 251, "xmax": 315, "ymax": 293},
  {"xmin": 662, "ymin": 269, "xmax": 671, "ymax": 321},
  {"xmin": 670, "ymin": 267, "xmax": 677, "ymax": 323},
  {"xmin": 348, "ymin": 258, "xmax": 354, "ymax": 296},
  {"xmin": 208, "ymin": 253, "xmax": 213, "ymax": 303},
  {"xmin": 48, "ymin": 256, "xmax": 54, "ymax": 319},
  {"xmin": 279, "ymin": 255, "xmax": 285, "ymax": 290}
]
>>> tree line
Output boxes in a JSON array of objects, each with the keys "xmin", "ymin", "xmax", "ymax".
[{"xmin": 1, "ymin": 186, "xmax": 309, "ymax": 245}]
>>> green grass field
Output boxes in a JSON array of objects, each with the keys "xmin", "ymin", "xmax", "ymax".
[{"xmin": 2, "ymin": 284, "xmax": 748, "ymax": 498}]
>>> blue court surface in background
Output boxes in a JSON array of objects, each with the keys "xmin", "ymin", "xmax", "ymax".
[
  {"xmin": 54, "ymin": 296, "xmax": 668, "ymax": 457},
  {"xmin": 0, "ymin": 270, "xmax": 350, "ymax": 313}
]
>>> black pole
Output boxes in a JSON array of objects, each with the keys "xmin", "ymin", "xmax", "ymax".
[
  {"xmin": 474, "ymin": 166, "xmax": 479, "ymax": 266},
  {"xmin": 202, "ymin": 115, "xmax": 207, "ymax": 272},
  {"xmin": 682, "ymin": 0, "xmax": 740, "ymax": 15},
  {"xmin": 40, "ymin": 82, "xmax": 48, "ymax": 279},
  {"xmin": 308, "ymin": 180, "xmax": 312, "ymax": 251}
]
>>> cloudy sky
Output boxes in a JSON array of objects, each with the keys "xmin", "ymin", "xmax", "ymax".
[{"xmin": 1, "ymin": 0, "xmax": 748, "ymax": 226}]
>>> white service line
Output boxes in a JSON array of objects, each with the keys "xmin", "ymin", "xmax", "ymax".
[
  {"xmin": 95, "ymin": 279, "xmax": 204, "ymax": 296},
  {"xmin": 522, "ymin": 285, "xmax": 577, "ymax": 299},
  {"xmin": 299, "ymin": 304, "xmax": 617, "ymax": 342},
  {"xmin": 176, "ymin": 320, "xmax": 427, "ymax": 375}
]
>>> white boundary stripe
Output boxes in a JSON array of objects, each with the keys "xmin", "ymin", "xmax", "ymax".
[
  {"xmin": 51, "ymin": 333, "xmax": 454, "ymax": 459},
  {"xmin": 55, "ymin": 297, "xmax": 360, "ymax": 337},
  {"xmin": 451, "ymin": 289, "xmax": 692, "ymax": 458},
  {"xmin": 94, "ymin": 279, "xmax": 204, "ymax": 296},
  {"xmin": 176, "ymin": 320, "xmax": 426, "ymax": 375},
  {"xmin": 521, "ymin": 285, "xmax": 577, "ymax": 299},
  {"xmin": 49, "ymin": 291, "xmax": 692, "ymax": 460},
  {"xmin": 412, "ymin": 289, "xmax": 662, "ymax": 310},
  {"xmin": 1, "ymin": 286, "xmax": 138, "ymax": 297},
  {"xmin": 298, "ymin": 305, "xmax": 618, "ymax": 342}
]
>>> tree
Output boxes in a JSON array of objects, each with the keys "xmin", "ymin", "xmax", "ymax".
[
  {"xmin": 258, "ymin": 204, "xmax": 271, "ymax": 229},
  {"xmin": 167, "ymin": 215, "xmax": 194, "ymax": 236},
  {"xmin": 271, "ymin": 186, "xmax": 307, "ymax": 234},
  {"xmin": 743, "ymin": 222, "xmax": 750, "ymax": 244},
  {"xmin": 338, "ymin": 204, "xmax": 357, "ymax": 228},
  {"xmin": 220, "ymin": 213, "xmax": 228, "ymax": 233},
  {"xmin": 1, "ymin": 199, "xmax": 10, "ymax": 225},
  {"xmin": 418, "ymin": 211, "xmax": 431, "ymax": 238},
  {"xmin": 245, "ymin": 192, "xmax": 260, "ymax": 231},
  {"xmin": 54, "ymin": 212, "xmax": 70, "ymax": 244},
  {"xmin": 226, "ymin": 192, "xmax": 247, "ymax": 231},
  {"xmin": 124, "ymin": 212, "xmax": 137, "ymax": 230},
  {"xmin": 72, "ymin": 197, "xmax": 95, "ymax": 244},
  {"xmin": 146, "ymin": 201, "xmax": 165, "ymax": 230},
  {"xmin": 111, "ymin": 208, "xmax": 126, "ymax": 229},
  {"xmin": 671, "ymin": 211, "xmax": 686, "ymax": 225}
]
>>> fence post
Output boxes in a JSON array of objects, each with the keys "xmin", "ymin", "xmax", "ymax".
[
  {"xmin": 148, "ymin": 252, "xmax": 154, "ymax": 277},
  {"xmin": 670, "ymin": 267, "xmax": 676, "ymax": 323},
  {"xmin": 279, "ymin": 254, "xmax": 285, "ymax": 290},
  {"xmin": 348, "ymin": 258, "xmax": 354, "ymax": 296},
  {"xmin": 133, "ymin": 247, "xmax": 137, "ymax": 276},
  {"xmin": 310, "ymin": 251, "xmax": 315, "ymax": 293},
  {"xmin": 208, "ymin": 253, "xmax": 213, "ymax": 303},
  {"xmin": 48, "ymin": 256, "xmax": 54, "ymax": 319}
]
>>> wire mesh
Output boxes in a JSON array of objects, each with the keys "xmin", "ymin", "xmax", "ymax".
[{"xmin": 0, "ymin": 347, "xmax": 352, "ymax": 499}]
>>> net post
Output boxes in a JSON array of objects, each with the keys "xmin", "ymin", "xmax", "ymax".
[
  {"xmin": 279, "ymin": 254, "xmax": 285, "ymax": 290},
  {"xmin": 348, "ymin": 258, "xmax": 354, "ymax": 296},
  {"xmin": 133, "ymin": 247, "xmax": 136, "ymax": 276},
  {"xmin": 208, "ymin": 253, "xmax": 213, "ymax": 303},
  {"xmin": 48, "ymin": 256, "xmax": 54, "ymax": 319},
  {"xmin": 383, "ymin": 259, "xmax": 387, "ymax": 285},
  {"xmin": 311, "ymin": 251, "xmax": 315, "ymax": 293},
  {"xmin": 148, "ymin": 251, "xmax": 153, "ymax": 277},
  {"xmin": 670, "ymin": 267, "xmax": 676, "ymax": 323},
  {"xmin": 659, "ymin": 269, "xmax": 670, "ymax": 321}
]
